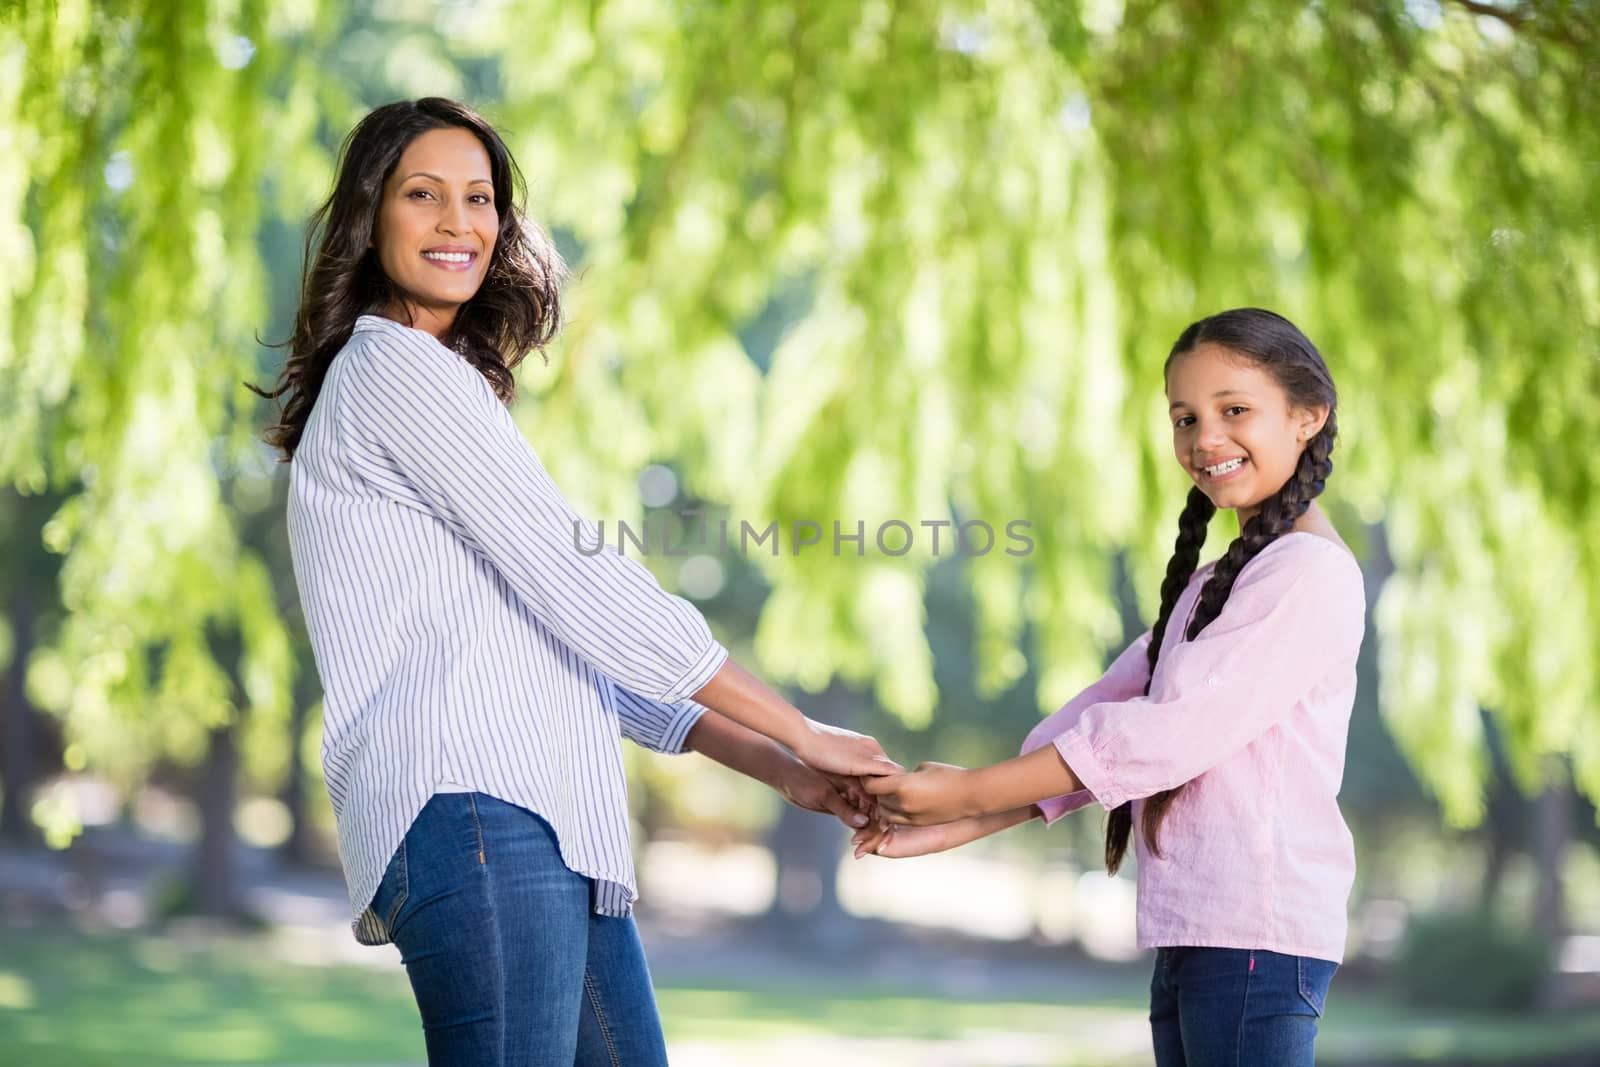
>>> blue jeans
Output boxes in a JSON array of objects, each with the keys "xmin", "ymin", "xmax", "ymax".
[
  {"xmin": 1149, "ymin": 947, "xmax": 1337, "ymax": 1066},
  {"xmin": 370, "ymin": 792, "xmax": 669, "ymax": 1067}
]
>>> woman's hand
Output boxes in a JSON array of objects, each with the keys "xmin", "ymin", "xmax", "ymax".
[
  {"xmin": 684, "ymin": 712, "xmax": 880, "ymax": 827},
  {"xmin": 773, "ymin": 762, "xmax": 873, "ymax": 828},
  {"xmin": 862, "ymin": 762, "xmax": 980, "ymax": 825},
  {"xmin": 790, "ymin": 718, "xmax": 901, "ymax": 779}
]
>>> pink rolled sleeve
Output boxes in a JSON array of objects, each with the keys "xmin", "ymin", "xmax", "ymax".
[
  {"xmin": 1020, "ymin": 631, "xmax": 1152, "ymax": 823},
  {"xmin": 1049, "ymin": 539, "xmax": 1364, "ymax": 810}
]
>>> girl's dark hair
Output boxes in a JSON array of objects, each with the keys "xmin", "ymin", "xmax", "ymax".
[
  {"xmin": 251, "ymin": 97, "xmax": 564, "ymax": 460},
  {"xmin": 1104, "ymin": 307, "xmax": 1338, "ymax": 874}
]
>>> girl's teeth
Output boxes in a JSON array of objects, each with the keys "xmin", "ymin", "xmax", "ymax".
[{"xmin": 1206, "ymin": 459, "xmax": 1243, "ymax": 476}]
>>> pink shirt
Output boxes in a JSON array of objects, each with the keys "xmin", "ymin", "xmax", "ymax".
[{"xmin": 1022, "ymin": 533, "xmax": 1364, "ymax": 962}]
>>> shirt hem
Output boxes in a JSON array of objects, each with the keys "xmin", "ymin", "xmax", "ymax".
[
  {"xmin": 1139, "ymin": 933, "xmax": 1345, "ymax": 965},
  {"xmin": 341, "ymin": 786, "xmax": 642, "ymax": 946}
]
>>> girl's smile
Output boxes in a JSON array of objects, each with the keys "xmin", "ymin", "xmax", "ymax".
[
  {"xmin": 1198, "ymin": 456, "xmax": 1248, "ymax": 483},
  {"xmin": 1166, "ymin": 342, "xmax": 1327, "ymax": 524}
]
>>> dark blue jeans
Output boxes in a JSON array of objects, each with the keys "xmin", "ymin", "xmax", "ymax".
[
  {"xmin": 1150, "ymin": 947, "xmax": 1337, "ymax": 1066},
  {"xmin": 370, "ymin": 792, "xmax": 668, "ymax": 1066}
]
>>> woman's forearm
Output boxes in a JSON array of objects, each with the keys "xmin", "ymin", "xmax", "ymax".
[
  {"xmin": 690, "ymin": 660, "xmax": 898, "ymax": 779},
  {"xmin": 685, "ymin": 709, "xmax": 873, "ymax": 827},
  {"xmin": 690, "ymin": 660, "xmax": 808, "ymax": 752},
  {"xmin": 682, "ymin": 708, "xmax": 791, "ymax": 787}
]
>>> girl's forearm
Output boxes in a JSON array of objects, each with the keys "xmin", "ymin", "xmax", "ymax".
[
  {"xmin": 866, "ymin": 804, "xmax": 1039, "ymax": 858},
  {"xmin": 958, "ymin": 804, "xmax": 1041, "ymax": 845},
  {"xmin": 968, "ymin": 746, "xmax": 1085, "ymax": 817}
]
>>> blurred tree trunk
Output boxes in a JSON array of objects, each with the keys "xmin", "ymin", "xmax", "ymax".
[
  {"xmin": 1478, "ymin": 825, "xmax": 1511, "ymax": 913},
  {"xmin": 277, "ymin": 688, "xmax": 315, "ymax": 867},
  {"xmin": 1, "ymin": 585, "xmax": 39, "ymax": 844},
  {"xmin": 1534, "ymin": 770, "xmax": 1571, "ymax": 1011},
  {"xmin": 1533, "ymin": 778, "xmax": 1570, "ymax": 942},
  {"xmin": 188, "ymin": 721, "xmax": 247, "ymax": 917},
  {"xmin": 1, "ymin": 488, "xmax": 64, "ymax": 847},
  {"xmin": 767, "ymin": 794, "xmax": 847, "ymax": 927},
  {"xmin": 1477, "ymin": 754, "xmax": 1521, "ymax": 912},
  {"xmin": 765, "ymin": 681, "xmax": 855, "ymax": 946}
]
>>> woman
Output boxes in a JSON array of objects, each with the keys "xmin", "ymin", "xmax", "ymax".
[{"xmin": 253, "ymin": 97, "xmax": 894, "ymax": 1066}]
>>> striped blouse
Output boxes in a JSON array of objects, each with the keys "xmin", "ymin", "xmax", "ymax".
[{"xmin": 287, "ymin": 313, "xmax": 726, "ymax": 944}]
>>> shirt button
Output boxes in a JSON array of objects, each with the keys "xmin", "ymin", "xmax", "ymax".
[{"xmin": 1205, "ymin": 673, "xmax": 1221, "ymax": 688}]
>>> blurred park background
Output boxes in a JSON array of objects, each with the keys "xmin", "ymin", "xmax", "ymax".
[{"xmin": 3, "ymin": 0, "xmax": 1600, "ymax": 1063}]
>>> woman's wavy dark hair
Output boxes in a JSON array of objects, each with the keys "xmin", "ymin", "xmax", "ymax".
[
  {"xmin": 1104, "ymin": 307, "xmax": 1338, "ymax": 875},
  {"xmin": 251, "ymin": 97, "xmax": 564, "ymax": 460}
]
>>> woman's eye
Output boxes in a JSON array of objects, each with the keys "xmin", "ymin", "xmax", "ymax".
[
  {"xmin": 408, "ymin": 189, "xmax": 433, "ymax": 200},
  {"xmin": 470, "ymin": 194, "xmax": 492, "ymax": 205}
]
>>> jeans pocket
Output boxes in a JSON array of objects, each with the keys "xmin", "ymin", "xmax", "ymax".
[
  {"xmin": 1296, "ymin": 956, "xmax": 1336, "ymax": 1017},
  {"xmin": 371, "ymin": 838, "xmax": 410, "ymax": 933}
]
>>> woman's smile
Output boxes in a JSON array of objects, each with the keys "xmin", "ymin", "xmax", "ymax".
[{"xmin": 421, "ymin": 245, "xmax": 479, "ymax": 271}]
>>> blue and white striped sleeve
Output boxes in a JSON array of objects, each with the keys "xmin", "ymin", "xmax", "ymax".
[
  {"xmin": 337, "ymin": 329, "xmax": 728, "ymax": 704},
  {"xmin": 611, "ymin": 684, "xmax": 706, "ymax": 755}
]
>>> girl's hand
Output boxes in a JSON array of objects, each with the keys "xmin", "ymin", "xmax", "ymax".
[
  {"xmin": 862, "ymin": 762, "xmax": 980, "ymax": 825},
  {"xmin": 851, "ymin": 821, "xmax": 960, "ymax": 859},
  {"xmin": 791, "ymin": 718, "xmax": 901, "ymax": 778},
  {"xmin": 853, "ymin": 807, "xmax": 1040, "ymax": 859}
]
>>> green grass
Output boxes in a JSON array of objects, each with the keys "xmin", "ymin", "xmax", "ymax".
[
  {"xmin": 1322, "ymin": 997, "xmax": 1600, "ymax": 1063},
  {"xmin": 0, "ymin": 925, "xmax": 421, "ymax": 1065},
  {"xmin": 2, "ymin": 925, "xmax": 1598, "ymax": 1065},
  {"xmin": 660, "ymin": 980, "xmax": 1600, "ymax": 1064},
  {"xmin": 658, "ymin": 982, "xmax": 1151, "ymax": 1040}
]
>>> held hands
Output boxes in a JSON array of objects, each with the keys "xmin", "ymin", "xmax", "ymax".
[
  {"xmin": 771, "ymin": 759, "xmax": 876, "ymax": 829},
  {"xmin": 685, "ymin": 708, "xmax": 883, "ymax": 830},
  {"xmin": 776, "ymin": 750, "xmax": 981, "ymax": 841},
  {"xmin": 775, "ymin": 726, "xmax": 998, "ymax": 850},
  {"xmin": 835, "ymin": 756, "xmax": 1049, "ymax": 860}
]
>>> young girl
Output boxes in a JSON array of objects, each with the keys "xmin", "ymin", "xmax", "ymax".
[
  {"xmin": 254, "ymin": 97, "xmax": 892, "ymax": 1066},
  {"xmin": 858, "ymin": 308, "xmax": 1364, "ymax": 1066}
]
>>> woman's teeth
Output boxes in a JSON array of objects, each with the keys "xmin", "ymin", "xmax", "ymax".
[{"xmin": 423, "ymin": 251, "xmax": 472, "ymax": 263}]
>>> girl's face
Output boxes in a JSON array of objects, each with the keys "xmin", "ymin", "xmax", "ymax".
[
  {"xmin": 1165, "ymin": 343, "xmax": 1328, "ymax": 523},
  {"xmin": 372, "ymin": 127, "xmax": 499, "ymax": 337}
]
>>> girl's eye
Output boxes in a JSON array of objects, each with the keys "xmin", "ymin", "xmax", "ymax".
[
  {"xmin": 1174, "ymin": 416, "xmax": 1195, "ymax": 429},
  {"xmin": 1225, "ymin": 405, "xmax": 1249, "ymax": 416}
]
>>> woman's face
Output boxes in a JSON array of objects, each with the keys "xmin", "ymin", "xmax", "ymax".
[
  {"xmin": 372, "ymin": 127, "xmax": 499, "ymax": 337},
  {"xmin": 1165, "ymin": 343, "xmax": 1327, "ymax": 523}
]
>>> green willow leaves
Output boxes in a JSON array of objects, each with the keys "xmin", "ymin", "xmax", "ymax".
[{"xmin": 3, "ymin": 0, "xmax": 1595, "ymax": 829}]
